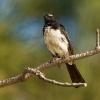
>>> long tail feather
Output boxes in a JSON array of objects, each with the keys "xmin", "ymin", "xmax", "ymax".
[{"xmin": 66, "ymin": 63, "xmax": 85, "ymax": 83}]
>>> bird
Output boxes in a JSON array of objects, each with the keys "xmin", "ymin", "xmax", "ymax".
[{"xmin": 43, "ymin": 14, "xmax": 86, "ymax": 87}]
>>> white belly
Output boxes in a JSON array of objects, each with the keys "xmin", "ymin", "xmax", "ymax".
[{"xmin": 44, "ymin": 27, "xmax": 69, "ymax": 57}]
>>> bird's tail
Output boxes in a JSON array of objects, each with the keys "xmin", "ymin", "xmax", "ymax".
[{"xmin": 66, "ymin": 63, "xmax": 86, "ymax": 87}]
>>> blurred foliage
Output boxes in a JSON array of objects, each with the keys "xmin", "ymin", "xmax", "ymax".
[{"xmin": 0, "ymin": 0, "xmax": 100, "ymax": 100}]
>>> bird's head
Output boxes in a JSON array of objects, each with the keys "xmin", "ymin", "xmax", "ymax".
[{"xmin": 43, "ymin": 14, "xmax": 56, "ymax": 23}]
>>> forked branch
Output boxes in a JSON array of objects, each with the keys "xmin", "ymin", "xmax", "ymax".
[{"xmin": 0, "ymin": 29, "xmax": 100, "ymax": 88}]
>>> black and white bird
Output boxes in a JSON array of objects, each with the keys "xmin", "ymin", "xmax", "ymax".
[{"xmin": 43, "ymin": 14, "xmax": 86, "ymax": 87}]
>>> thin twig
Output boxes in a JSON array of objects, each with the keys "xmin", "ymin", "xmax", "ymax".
[
  {"xmin": 96, "ymin": 28, "xmax": 100, "ymax": 49},
  {"xmin": 25, "ymin": 67, "xmax": 87, "ymax": 87}
]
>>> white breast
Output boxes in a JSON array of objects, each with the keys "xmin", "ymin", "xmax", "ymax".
[{"xmin": 44, "ymin": 26, "xmax": 69, "ymax": 57}]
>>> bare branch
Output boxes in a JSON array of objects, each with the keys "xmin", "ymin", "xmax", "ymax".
[
  {"xmin": 0, "ymin": 67, "xmax": 87, "ymax": 88},
  {"xmin": 0, "ymin": 29, "xmax": 100, "ymax": 88}
]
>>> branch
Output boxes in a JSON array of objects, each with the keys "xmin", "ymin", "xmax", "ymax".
[{"xmin": 0, "ymin": 29, "xmax": 100, "ymax": 88}]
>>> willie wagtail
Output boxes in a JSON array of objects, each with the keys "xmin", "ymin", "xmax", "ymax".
[{"xmin": 43, "ymin": 14, "xmax": 86, "ymax": 87}]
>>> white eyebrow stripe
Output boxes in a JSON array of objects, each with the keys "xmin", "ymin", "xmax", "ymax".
[{"xmin": 48, "ymin": 14, "xmax": 53, "ymax": 16}]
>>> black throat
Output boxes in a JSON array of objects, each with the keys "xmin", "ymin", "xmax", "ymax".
[{"xmin": 45, "ymin": 20, "xmax": 59, "ymax": 30}]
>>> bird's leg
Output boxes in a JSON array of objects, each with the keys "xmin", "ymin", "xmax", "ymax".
[
  {"xmin": 57, "ymin": 56, "xmax": 66, "ymax": 68},
  {"xmin": 54, "ymin": 57, "xmax": 63, "ymax": 68}
]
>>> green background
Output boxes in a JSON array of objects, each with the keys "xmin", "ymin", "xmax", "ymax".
[{"xmin": 0, "ymin": 0, "xmax": 100, "ymax": 100}]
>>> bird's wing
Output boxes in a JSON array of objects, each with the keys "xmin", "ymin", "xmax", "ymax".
[{"xmin": 59, "ymin": 24, "xmax": 74, "ymax": 55}]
